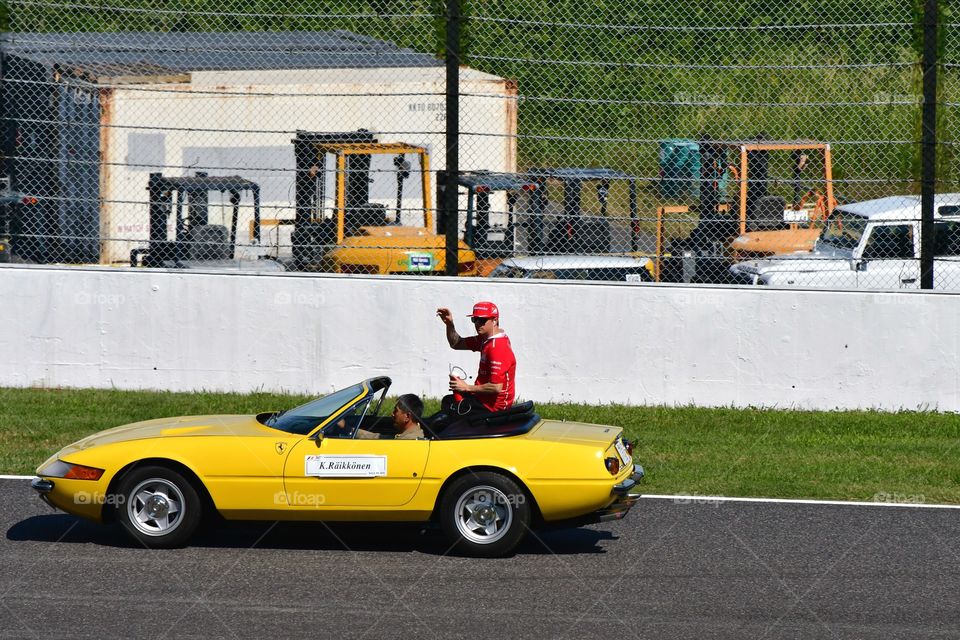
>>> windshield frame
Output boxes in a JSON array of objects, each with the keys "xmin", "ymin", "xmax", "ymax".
[{"xmin": 260, "ymin": 377, "xmax": 391, "ymax": 437}]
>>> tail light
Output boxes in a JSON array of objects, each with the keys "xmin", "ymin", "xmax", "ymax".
[
  {"xmin": 624, "ymin": 439, "xmax": 634, "ymax": 456},
  {"xmin": 604, "ymin": 457, "xmax": 620, "ymax": 475},
  {"xmin": 21, "ymin": 196, "xmax": 38, "ymax": 205},
  {"xmin": 521, "ymin": 183, "xmax": 537, "ymax": 191},
  {"xmin": 457, "ymin": 261, "xmax": 475, "ymax": 274},
  {"xmin": 475, "ymin": 185, "xmax": 490, "ymax": 193}
]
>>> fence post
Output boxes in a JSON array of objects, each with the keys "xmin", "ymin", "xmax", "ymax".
[
  {"xmin": 920, "ymin": 0, "xmax": 939, "ymax": 289},
  {"xmin": 443, "ymin": 0, "xmax": 461, "ymax": 276},
  {"xmin": 1, "ymin": 50, "xmax": 11, "ymax": 182}
]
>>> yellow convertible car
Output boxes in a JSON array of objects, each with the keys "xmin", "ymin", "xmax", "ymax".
[{"xmin": 32, "ymin": 377, "xmax": 643, "ymax": 557}]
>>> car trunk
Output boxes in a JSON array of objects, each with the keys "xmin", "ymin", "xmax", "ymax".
[{"xmin": 524, "ymin": 420, "xmax": 623, "ymax": 447}]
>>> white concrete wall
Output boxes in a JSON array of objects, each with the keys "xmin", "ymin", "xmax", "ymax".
[{"xmin": 4, "ymin": 265, "xmax": 958, "ymax": 411}]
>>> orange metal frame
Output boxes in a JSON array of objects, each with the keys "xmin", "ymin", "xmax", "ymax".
[
  {"xmin": 309, "ymin": 142, "xmax": 434, "ymax": 243},
  {"xmin": 732, "ymin": 142, "xmax": 834, "ymax": 235}
]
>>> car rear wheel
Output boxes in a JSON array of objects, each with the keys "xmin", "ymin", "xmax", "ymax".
[
  {"xmin": 116, "ymin": 465, "xmax": 201, "ymax": 548},
  {"xmin": 440, "ymin": 472, "xmax": 531, "ymax": 557}
]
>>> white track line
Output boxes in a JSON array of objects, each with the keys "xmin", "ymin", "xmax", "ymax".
[
  {"xmin": 641, "ymin": 494, "xmax": 960, "ymax": 510},
  {"xmin": 1, "ymin": 475, "xmax": 956, "ymax": 510}
]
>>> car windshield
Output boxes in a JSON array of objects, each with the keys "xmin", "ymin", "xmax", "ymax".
[
  {"xmin": 261, "ymin": 383, "xmax": 366, "ymax": 435},
  {"xmin": 819, "ymin": 211, "xmax": 868, "ymax": 250}
]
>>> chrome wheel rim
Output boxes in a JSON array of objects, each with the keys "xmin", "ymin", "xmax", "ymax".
[
  {"xmin": 126, "ymin": 478, "xmax": 185, "ymax": 537},
  {"xmin": 454, "ymin": 485, "xmax": 513, "ymax": 544}
]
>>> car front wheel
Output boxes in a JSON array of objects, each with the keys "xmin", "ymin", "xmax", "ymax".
[
  {"xmin": 116, "ymin": 465, "xmax": 202, "ymax": 548},
  {"xmin": 440, "ymin": 471, "xmax": 531, "ymax": 557}
]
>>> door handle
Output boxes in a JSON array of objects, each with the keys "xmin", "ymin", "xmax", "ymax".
[{"xmin": 901, "ymin": 278, "xmax": 916, "ymax": 284}]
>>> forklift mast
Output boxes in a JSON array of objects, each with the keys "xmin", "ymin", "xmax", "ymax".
[
  {"xmin": 443, "ymin": 171, "xmax": 538, "ymax": 258},
  {"xmin": 290, "ymin": 130, "xmax": 433, "ymax": 268},
  {"xmin": 526, "ymin": 168, "xmax": 639, "ymax": 254},
  {"xmin": 293, "ymin": 129, "xmax": 377, "ymax": 228}
]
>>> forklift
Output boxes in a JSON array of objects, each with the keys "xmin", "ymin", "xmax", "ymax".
[
  {"xmin": 525, "ymin": 167, "xmax": 645, "ymax": 255},
  {"xmin": 440, "ymin": 167, "xmax": 652, "ymax": 277},
  {"xmin": 0, "ymin": 176, "xmax": 37, "ymax": 263},
  {"xmin": 129, "ymin": 172, "xmax": 276, "ymax": 270},
  {"xmin": 656, "ymin": 138, "xmax": 836, "ymax": 282},
  {"xmin": 290, "ymin": 130, "xmax": 477, "ymax": 275},
  {"xmin": 438, "ymin": 170, "xmax": 538, "ymax": 276}
]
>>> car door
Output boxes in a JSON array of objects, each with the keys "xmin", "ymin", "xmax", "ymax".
[
  {"xmin": 934, "ymin": 220, "xmax": 960, "ymax": 289},
  {"xmin": 282, "ymin": 400, "xmax": 430, "ymax": 507},
  {"xmin": 283, "ymin": 437, "xmax": 430, "ymax": 507},
  {"xmin": 856, "ymin": 222, "xmax": 919, "ymax": 289}
]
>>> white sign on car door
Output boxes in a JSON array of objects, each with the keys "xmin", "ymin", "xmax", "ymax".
[{"xmin": 304, "ymin": 455, "xmax": 387, "ymax": 478}]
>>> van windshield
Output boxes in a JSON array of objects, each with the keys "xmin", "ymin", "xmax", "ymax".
[{"xmin": 820, "ymin": 211, "xmax": 868, "ymax": 250}]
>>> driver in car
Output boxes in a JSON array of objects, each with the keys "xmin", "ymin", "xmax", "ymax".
[{"xmin": 355, "ymin": 394, "xmax": 425, "ymax": 440}]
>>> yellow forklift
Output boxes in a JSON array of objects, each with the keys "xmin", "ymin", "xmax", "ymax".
[{"xmin": 288, "ymin": 130, "xmax": 477, "ymax": 275}]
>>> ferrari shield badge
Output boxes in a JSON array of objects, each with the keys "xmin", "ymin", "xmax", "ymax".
[{"xmin": 275, "ymin": 442, "xmax": 288, "ymax": 454}]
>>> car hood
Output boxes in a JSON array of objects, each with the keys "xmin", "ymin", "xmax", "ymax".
[
  {"xmin": 64, "ymin": 414, "xmax": 273, "ymax": 452},
  {"xmin": 732, "ymin": 249, "xmax": 853, "ymax": 275}
]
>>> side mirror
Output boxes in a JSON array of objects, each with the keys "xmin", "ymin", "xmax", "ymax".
[
  {"xmin": 851, "ymin": 259, "xmax": 866, "ymax": 272},
  {"xmin": 312, "ymin": 431, "xmax": 324, "ymax": 446}
]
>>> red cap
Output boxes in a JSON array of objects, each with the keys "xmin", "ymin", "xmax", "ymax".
[{"xmin": 467, "ymin": 301, "xmax": 499, "ymax": 319}]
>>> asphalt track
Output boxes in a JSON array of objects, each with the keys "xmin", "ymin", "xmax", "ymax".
[{"xmin": 1, "ymin": 478, "xmax": 958, "ymax": 639}]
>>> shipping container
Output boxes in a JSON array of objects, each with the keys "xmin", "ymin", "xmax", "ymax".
[{"xmin": 1, "ymin": 31, "xmax": 517, "ymax": 264}]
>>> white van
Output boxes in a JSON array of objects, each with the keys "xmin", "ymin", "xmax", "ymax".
[{"xmin": 729, "ymin": 194, "xmax": 960, "ymax": 289}]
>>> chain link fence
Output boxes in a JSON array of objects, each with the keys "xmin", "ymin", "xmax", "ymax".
[{"xmin": 1, "ymin": 0, "xmax": 958, "ymax": 288}]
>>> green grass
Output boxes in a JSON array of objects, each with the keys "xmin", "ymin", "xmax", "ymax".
[{"xmin": 3, "ymin": 387, "xmax": 959, "ymax": 504}]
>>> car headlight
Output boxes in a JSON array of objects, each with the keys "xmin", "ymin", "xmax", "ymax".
[{"xmin": 38, "ymin": 459, "xmax": 104, "ymax": 480}]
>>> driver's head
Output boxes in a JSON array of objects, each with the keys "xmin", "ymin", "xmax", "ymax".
[
  {"xmin": 392, "ymin": 394, "xmax": 424, "ymax": 430},
  {"xmin": 468, "ymin": 301, "xmax": 499, "ymax": 339}
]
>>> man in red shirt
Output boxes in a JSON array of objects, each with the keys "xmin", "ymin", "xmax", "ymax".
[{"xmin": 436, "ymin": 301, "xmax": 516, "ymax": 412}]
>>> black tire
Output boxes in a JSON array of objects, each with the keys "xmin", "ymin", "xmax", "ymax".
[
  {"xmin": 115, "ymin": 465, "xmax": 202, "ymax": 548},
  {"xmin": 440, "ymin": 471, "xmax": 531, "ymax": 557}
]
